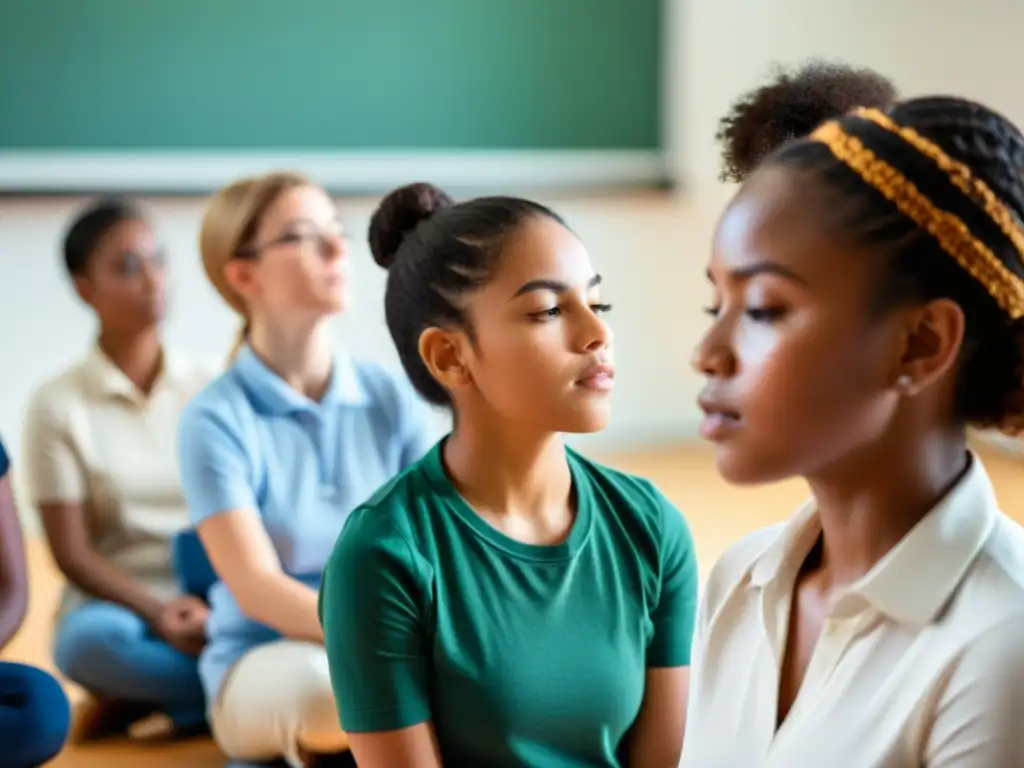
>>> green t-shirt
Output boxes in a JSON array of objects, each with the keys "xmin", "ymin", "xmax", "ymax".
[{"xmin": 319, "ymin": 440, "xmax": 698, "ymax": 767}]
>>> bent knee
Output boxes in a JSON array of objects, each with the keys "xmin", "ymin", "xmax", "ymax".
[
  {"xmin": 53, "ymin": 604, "xmax": 145, "ymax": 681},
  {"xmin": 0, "ymin": 664, "xmax": 71, "ymax": 752},
  {"xmin": 285, "ymin": 646, "xmax": 339, "ymax": 728},
  {"xmin": 298, "ymin": 683, "xmax": 346, "ymax": 754},
  {"xmin": 213, "ymin": 642, "xmax": 344, "ymax": 759}
]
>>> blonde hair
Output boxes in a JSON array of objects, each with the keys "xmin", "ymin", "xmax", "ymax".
[{"xmin": 199, "ymin": 171, "xmax": 312, "ymax": 363}]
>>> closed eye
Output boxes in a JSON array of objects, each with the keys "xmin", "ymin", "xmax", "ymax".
[
  {"xmin": 703, "ymin": 305, "xmax": 785, "ymax": 322},
  {"xmin": 530, "ymin": 302, "xmax": 613, "ymax": 321}
]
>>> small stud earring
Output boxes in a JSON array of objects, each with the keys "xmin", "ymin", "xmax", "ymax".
[{"xmin": 897, "ymin": 374, "xmax": 912, "ymax": 391}]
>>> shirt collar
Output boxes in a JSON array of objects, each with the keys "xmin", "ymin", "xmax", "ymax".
[
  {"xmin": 232, "ymin": 343, "xmax": 367, "ymax": 415},
  {"xmin": 749, "ymin": 453, "xmax": 998, "ymax": 626},
  {"xmin": 82, "ymin": 343, "xmax": 186, "ymax": 404}
]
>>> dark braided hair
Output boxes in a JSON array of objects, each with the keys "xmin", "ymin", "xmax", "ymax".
[
  {"xmin": 716, "ymin": 60, "xmax": 898, "ymax": 183},
  {"xmin": 751, "ymin": 98, "xmax": 1024, "ymax": 432},
  {"xmin": 368, "ymin": 182, "xmax": 566, "ymax": 407}
]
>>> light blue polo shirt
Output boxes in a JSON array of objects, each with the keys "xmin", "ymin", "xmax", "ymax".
[{"xmin": 177, "ymin": 345, "xmax": 437, "ymax": 702}]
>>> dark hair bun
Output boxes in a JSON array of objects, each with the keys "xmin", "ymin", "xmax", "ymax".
[
  {"xmin": 716, "ymin": 60, "xmax": 898, "ymax": 183},
  {"xmin": 368, "ymin": 182, "xmax": 454, "ymax": 269}
]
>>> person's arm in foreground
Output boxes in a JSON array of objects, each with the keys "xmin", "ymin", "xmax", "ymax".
[
  {"xmin": 320, "ymin": 509, "xmax": 442, "ymax": 768},
  {"xmin": 628, "ymin": 487, "xmax": 700, "ymax": 767},
  {"xmin": 0, "ymin": 443, "xmax": 28, "ymax": 650},
  {"xmin": 179, "ymin": 403, "xmax": 323, "ymax": 642}
]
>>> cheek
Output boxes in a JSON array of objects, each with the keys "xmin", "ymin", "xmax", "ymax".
[
  {"xmin": 474, "ymin": 326, "xmax": 568, "ymax": 401},
  {"xmin": 260, "ymin": 258, "xmax": 310, "ymax": 304},
  {"xmin": 93, "ymin": 276, "xmax": 143, "ymax": 308},
  {"xmin": 741, "ymin": 318, "xmax": 887, "ymax": 425}
]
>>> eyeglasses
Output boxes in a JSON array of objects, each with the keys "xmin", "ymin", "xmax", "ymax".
[
  {"xmin": 113, "ymin": 249, "xmax": 166, "ymax": 276},
  {"xmin": 235, "ymin": 227, "xmax": 345, "ymax": 260}
]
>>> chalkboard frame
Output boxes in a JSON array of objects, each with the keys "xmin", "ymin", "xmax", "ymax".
[{"xmin": 0, "ymin": 149, "xmax": 674, "ymax": 197}]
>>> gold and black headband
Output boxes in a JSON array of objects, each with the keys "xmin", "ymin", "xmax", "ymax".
[{"xmin": 808, "ymin": 107, "xmax": 1024, "ymax": 320}]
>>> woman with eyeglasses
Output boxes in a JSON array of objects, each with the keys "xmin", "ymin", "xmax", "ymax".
[
  {"xmin": 177, "ymin": 172, "xmax": 437, "ymax": 767},
  {"xmin": 22, "ymin": 198, "xmax": 214, "ymax": 742}
]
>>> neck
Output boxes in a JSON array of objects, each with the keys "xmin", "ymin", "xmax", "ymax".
[
  {"xmin": 807, "ymin": 427, "xmax": 969, "ymax": 588},
  {"xmin": 248, "ymin": 317, "xmax": 334, "ymax": 400},
  {"xmin": 443, "ymin": 415, "xmax": 571, "ymax": 520},
  {"xmin": 97, "ymin": 325, "xmax": 162, "ymax": 393}
]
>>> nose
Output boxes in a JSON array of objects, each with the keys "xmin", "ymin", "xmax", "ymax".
[
  {"xmin": 691, "ymin": 320, "xmax": 735, "ymax": 378},
  {"xmin": 581, "ymin": 307, "xmax": 613, "ymax": 353},
  {"xmin": 319, "ymin": 232, "xmax": 347, "ymax": 261},
  {"xmin": 140, "ymin": 256, "xmax": 164, "ymax": 294}
]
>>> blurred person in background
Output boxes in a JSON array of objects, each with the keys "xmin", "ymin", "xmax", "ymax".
[
  {"xmin": 22, "ymin": 199, "xmax": 214, "ymax": 742},
  {"xmin": 178, "ymin": 171, "xmax": 435, "ymax": 768}
]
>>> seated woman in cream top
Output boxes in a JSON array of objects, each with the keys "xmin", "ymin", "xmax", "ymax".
[
  {"xmin": 683, "ymin": 68, "xmax": 1024, "ymax": 767},
  {"xmin": 23, "ymin": 199, "xmax": 214, "ymax": 740}
]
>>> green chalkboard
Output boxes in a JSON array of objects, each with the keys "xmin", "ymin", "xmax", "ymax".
[{"xmin": 0, "ymin": 0, "xmax": 662, "ymax": 151}]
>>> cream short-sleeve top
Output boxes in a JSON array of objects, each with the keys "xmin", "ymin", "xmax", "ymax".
[
  {"xmin": 682, "ymin": 455, "xmax": 1024, "ymax": 767},
  {"xmin": 22, "ymin": 345, "xmax": 214, "ymax": 619}
]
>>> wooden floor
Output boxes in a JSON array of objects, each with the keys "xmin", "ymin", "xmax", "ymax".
[{"xmin": 5, "ymin": 442, "xmax": 1023, "ymax": 767}]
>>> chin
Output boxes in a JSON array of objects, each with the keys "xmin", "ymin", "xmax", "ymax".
[
  {"xmin": 558, "ymin": 407, "xmax": 612, "ymax": 435},
  {"xmin": 714, "ymin": 446, "xmax": 795, "ymax": 487},
  {"xmin": 316, "ymin": 296, "xmax": 346, "ymax": 315}
]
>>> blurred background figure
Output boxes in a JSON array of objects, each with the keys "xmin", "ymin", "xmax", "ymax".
[
  {"xmin": 177, "ymin": 172, "xmax": 433, "ymax": 767},
  {"xmin": 21, "ymin": 200, "xmax": 213, "ymax": 743}
]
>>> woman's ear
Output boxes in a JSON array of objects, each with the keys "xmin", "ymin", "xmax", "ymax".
[
  {"xmin": 418, "ymin": 327, "xmax": 472, "ymax": 395},
  {"xmin": 223, "ymin": 259, "xmax": 257, "ymax": 303},
  {"xmin": 893, "ymin": 297, "xmax": 965, "ymax": 394},
  {"xmin": 71, "ymin": 275, "xmax": 93, "ymax": 306}
]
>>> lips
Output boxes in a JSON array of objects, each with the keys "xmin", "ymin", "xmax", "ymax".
[
  {"xmin": 576, "ymin": 362, "xmax": 615, "ymax": 391},
  {"xmin": 697, "ymin": 394, "xmax": 741, "ymax": 441}
]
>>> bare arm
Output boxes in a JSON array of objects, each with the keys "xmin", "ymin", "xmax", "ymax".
[
  {"xmin": 349, "ymin": 723, "xmax": 443, "ymax": 768},
  {"xmin": 197, "ymin": 508, "xmax": 323, "ymax": 642},
  {"xmin": 39, "ymin": 501, "xmax": 165, "ymax": 623},
  {"xmin": 0, "ymin": 475, "xmax": 29, "ymax": 649},
  {"xmin": 627, "ymin": 667, "xmax": 689, "ymax": 767}
]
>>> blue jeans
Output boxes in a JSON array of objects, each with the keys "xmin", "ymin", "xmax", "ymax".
[
  {"xmin": 0, "ymin": 661, "xmax": 71, "ymax": 767},
  {"xmin": 53, "ymin": 601, "xmax": 206, "ymax": 730}
]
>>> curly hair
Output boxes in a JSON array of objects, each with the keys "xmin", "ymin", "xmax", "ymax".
[{"xmin": 716, "ymin": 60, "xmax": 898, "ymax": 182}]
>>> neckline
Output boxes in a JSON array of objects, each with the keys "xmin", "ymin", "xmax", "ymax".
[{"xmin": 420, "ymin": 439, "xmax": 593, "ymax": 562}]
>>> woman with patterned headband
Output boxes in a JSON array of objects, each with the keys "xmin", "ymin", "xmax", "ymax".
[{"xmin": 683, "ymin": 62, "xmax": 1024, "ymax": 767}]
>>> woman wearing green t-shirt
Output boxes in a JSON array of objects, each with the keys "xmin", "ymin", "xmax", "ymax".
[{"xmin": 320, "ymin": 183, "xmax": 699, "ymax": 767}]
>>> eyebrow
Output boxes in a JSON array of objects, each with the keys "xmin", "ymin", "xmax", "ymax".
[
  {"xmin": 705, "ymin": 262, "xmax": 807, "ymax": 285},
  {"xmin": 511, "ymin": 274, "xmax": 602, "ymax": 300}
]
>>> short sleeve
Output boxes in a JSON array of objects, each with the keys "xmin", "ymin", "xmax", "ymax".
[
  {"xmin": 319, "ymin": 507, "xmax": 432, "ymax": 733},
  {"xmin": 22, "ymin": 390, "xmax": 87, "ymax": 504},
  {"xmin": 0, "ymin": 437, "xmax": 9, "ymax": 478},
  {"xmin": 177, "ymin": 400, "xmax": 258, "ymax": 525},
  {"xmin": 646, "ymin": 485, "xmax": 699, "ymax": 668},
  {"xmin": 925, "ymin": 615, "xmax": 1024, "ymax": 765}
]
